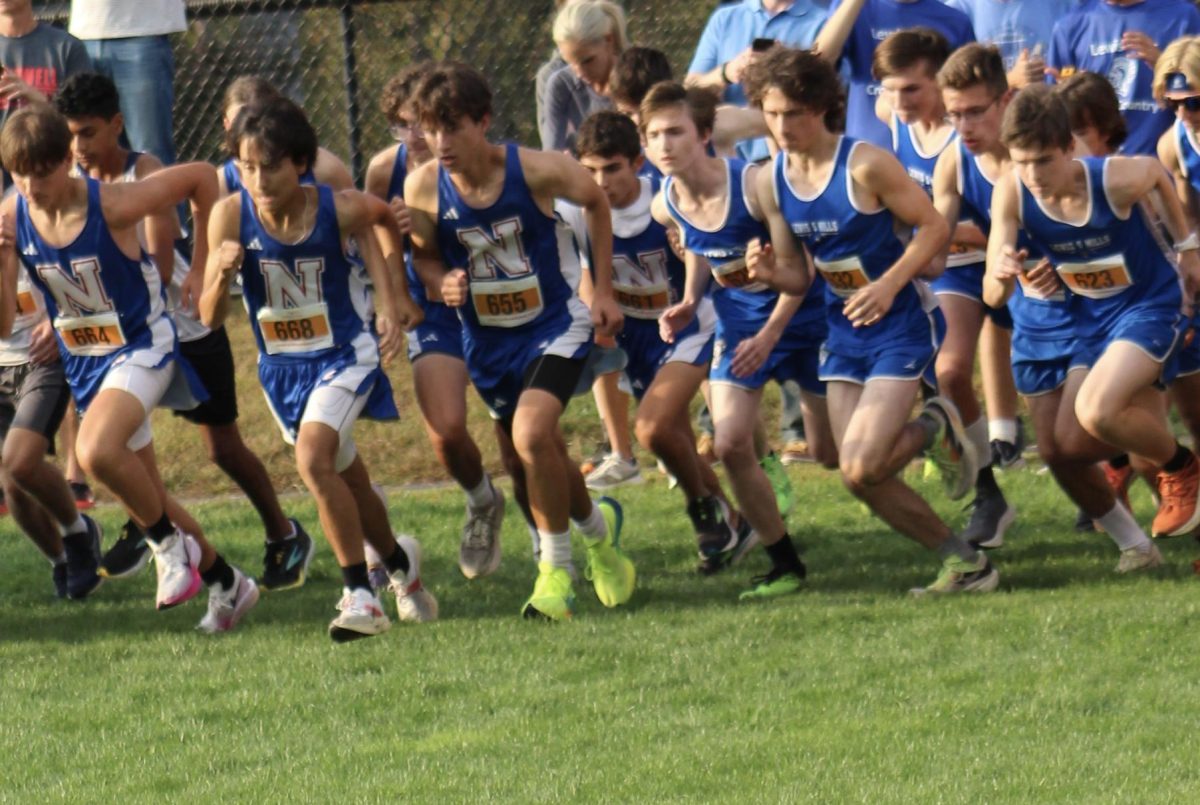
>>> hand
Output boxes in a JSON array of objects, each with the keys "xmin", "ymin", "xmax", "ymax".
[
  {"xmin": 843, "ymin": 279, "xmax": 897, "ymax": 328},
  {"xmin": 1122, "ymin": 31, "xmax": 1161, "ymax": 66},
  {"xmin": 374, "ymin": 311, "xmax": 403, "ymax": 363},
  {"xmin": 724, "ymin": 47, "xmax": 758, "ymax": 85},
  {"xmin": 441, "ymin": 269, "xmax": 468, "ymax": 307},
  {"xmin": 995, "ymin": 245, "xmax": 1029, "ymax": 282},
  {"xmin": 0, "ymin": 211, "xmax": 14, "ymax": 252},
  {"xmin": 179, "ymin": 267, "xmax": 204, "ymax": 314},
  {"xmin": 730, "ymin": 327, "xmax": 780, "ymax": 378},
  {"xmin": 659, "ymin": 300, "xmax": 696, "ymax": 343},
  {"xmin": 1023, "ymin": 257, "xmax": 1063, "ymax": 298},
  {"xmin": 745, "ymin": 238, "xmax": 775, "ymax": 286},
  {"xmin": 1007, "ymin": 48, "xmax": 1047, "ymax": 90},
  {"xmin": 28, "ymin": 318, "xmax": 58, "ymax": 365},
  {"xmin": 666, "ymin": 226, "xmax": 686, "ymax": 262},
  {"xmin": 394, "ymin": 294, "xmax": 424, "ymax": 331},
  {"xmin": 215, "ymin": 240, "xmax": 243, "ymax": 284},
  {"xmin": 388, "ymin": 197, "xmax": 412, "ymax": 237},
  {"xmin": 590, "ymin": 293, "xmax": 623, "ymax": 339},
  {"xmin": 0, "ymin": 70, "xmax": 45, "ymax": 105}
]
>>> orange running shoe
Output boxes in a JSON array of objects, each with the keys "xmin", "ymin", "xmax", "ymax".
[
  {"xmin": 1103, "ymin": 461, "xmax": 1134, "ymax": 512},
  {"xmin": 1152, "ymin": 457, "xmax": 1200, "ymax": 538}
]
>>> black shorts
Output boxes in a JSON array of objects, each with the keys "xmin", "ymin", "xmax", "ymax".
[
  {"xmin": 0, "ymin": 360, "xmax": 70, "ymax": 443},
  {"xmin": 496, "ymin": 354, "xmax": 586, "ymax": 431},
  {"xmin": 175, "ymin": 327, "xmax": 239, "ymax": 427}
]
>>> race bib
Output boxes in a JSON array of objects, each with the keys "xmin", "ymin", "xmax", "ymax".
[
  {"xmin": 1018, "ymin": 259, "xmax": 1066, "ymax": 302},
  {"xmin": 256, "ymin": 303, "xmax": 334, "ymax": 355},
  {"xmin": 12, "ymin": 275, "xmax": 41, "ymax": 331},
  {"xmin": 710, "ymin": 257, "xmax": 766, "ymax": 292},
  {"xmin": 614, "ymin": 281, "xmax": 671, "ymax": 319},
  {"xmin": 54, "ymin": 311, "xmax": 126, "ymax": 357},
  {"xmin": 1055, "ymin": 256, "xmax": 1131, "ymax": 299},
  {"xmin": 471, "ymin": 275, "xmax": 543, "ymax": 328},
  {"xmin": 946, "ymin": 239, "xmax": 986, "ymax": 269},
  {"xmin": 815, "ymin": 255, "xmax": 871, "ymax": 299}
]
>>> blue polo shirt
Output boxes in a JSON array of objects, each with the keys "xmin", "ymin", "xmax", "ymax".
[
  {"xmin": 943, "ymin": 0, "xmax": 1083, "ymax": 70},
  {"xmin": 688, "ymin": 0, "xmax": 828, "ymax": 160}
]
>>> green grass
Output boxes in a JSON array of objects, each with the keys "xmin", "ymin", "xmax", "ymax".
[{"xmin": 3, "ymin": 463, "xmax": 1200, "ymax": 802}]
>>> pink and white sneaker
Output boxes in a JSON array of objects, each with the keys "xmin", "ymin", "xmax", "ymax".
[
  {"xmin": 329, "ymin": 587, "xmax": 391, "ymax": 642},
  {"xmin": 149, "ymin": 530, "xmax": 202, "ymax": 610},
  {"xmin": 197, "ymin": 569, "xmax": 260, "ymax": 633}
]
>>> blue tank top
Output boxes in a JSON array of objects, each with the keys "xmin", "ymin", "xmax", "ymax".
[
  {"xmin": 385, "ymin": 143, "xmax": 425, "ymax": 304},
  {"xmin": 434, "ymin": 143, "xmax": 580, "ymax": 340},
  {"xmin": 773, "ymin": 137, "xmax": 924, "ymax": 351},
  {"xmin": 1018, "ymin": 156, "xmax": 1182, "ymax": 338},
  {"xmin": 223, "ymin": 157, "xmax": 315, "ymax": 193},
  {"xmin": 1175, "ymin": 118, "xmax": 1200, "ymax": 197},
  {"xmin": 664, "ymin": 158, "xmax": 825, "ymax": 339},
  {"xmin": 16, "ymin": 177, "xmax": 172, "ymax": 405},
  {"xmin": 891, "ymin": 116, "xmax": 954, "ymax": 195},
  {"xmin": 609, "ymin": 177, "xmax": 685, "ymax": 320},
  {"xmin": 238, "ymin": 184, "xmax": 374, "ymax": 363}
]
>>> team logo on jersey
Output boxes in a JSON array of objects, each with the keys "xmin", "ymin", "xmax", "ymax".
[
  {"xmin": 21, "ymin": 242, "xmax": 37, "ymax": 256},
  {"xmin": 456, "ymin": 217, "xmax": 534, "ymax": 279},
  {"xmin": 1107, "ymin": 56, "xmax": 1138, "ymax": 106},
  {"xmin": 247, "ymin": 237, "xmax": 263, "ymax": 251},
  {"xmin": 613, "ymin": 249, "xmax": 669, "ymax": 286},
  {"xmin": 259, "ymin": 257, "xmax": 326, "ymax": 308},
  {"xmin": 443, "ymin": 207, "xmax": 460, "ymax": 221},
  {"xmin": 36, "ymin": 257, "xmax": 114, "ymax": 316}
]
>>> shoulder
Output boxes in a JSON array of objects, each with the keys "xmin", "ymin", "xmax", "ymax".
[
  {"xmin": 314, "ymin": 148, "xmax": 353, "ymax": 191},
  {"xmin": 404, "ymin": 159, "xmax": 440, "ymax": 209},
  {"xmin": 133, "ymin": 152, "xmax": 165, "ymax": 180},
  {"xmin": 211, "ymin": 193, "xmax": 242, "ymax": 230},
  {"xmin": 519, "ymin": 145, "xmax": 579, "ymax": 181},
  {"xmin": 365, "ymin": 145, "xmax": 400, "ymax": 196}
]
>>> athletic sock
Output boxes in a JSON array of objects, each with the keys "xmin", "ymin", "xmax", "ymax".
[
  {"xmin": 966, "ymin": 417, "xmax": 991, "ymax": 467},
  {"xmin": 341, "ymin": 562, "xmax": 372, "ymax": 593},
  {"xmin": 146, "ymin": 514, "xmax": 174, "ymax": 542},
  {"xmin": 200, "ymin": 554, "xmax": 235, "ymax": 591},
  {"xmin": 937, "ymin": 534, "xmax": 980, "ymax": 564},
  {"xmin": 989, "ymin": 418, "xmax": 1019, "ymax": 445},
  {"xmin": 1095, "ymin": 504, "xmax": 1151, "ymax": 551},
  {"xmin": 465, "ymin": 473, "xmax": 495, "ymax": 510},
  {"xmin": 62, "ymin": 530, "xmax": 90, "ymax": 554},
  {"xmin": 1109, "ymin": 453, "xmax": 1131, "ymax": 470},
  {"xmin": 539, "ymin": 530, "xmax": 572, "ymax": 569},
  {"xmin": 528, "ymin": 522, "xmax": 542, "ymax": 560},
  {"xmin": 51, "ymin": 552, "xmax": 66, "ymax": 566},
  {"xmin": 1164, "ymin": 444, "xmax": 1194, "ymax": 474},
  {"xmin": 572, "ymin": 501, "xmax": 607, "ymax": 542},
  {"xmin": 763, "ymin": 533, "xmax": 802, "ymax": 573},
  {"xmin": 382, "ymin": 542, "xmax": 410, "ymax": 575},
  {"xmin": 58, "ymin": 514, "xmax": 87, "ymax": 538}
]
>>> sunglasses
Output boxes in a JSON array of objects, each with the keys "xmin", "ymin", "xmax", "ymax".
[{"xmin": 1169, "ymin": 96, "xmax": 1200, "ymax": 113}]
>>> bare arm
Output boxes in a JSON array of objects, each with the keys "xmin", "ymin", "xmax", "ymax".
[
  {"xmin": 749, "ymin": 161, "xmax": 811, "ymax": 296},
  {"xmin": 812, "ymin": 0, "xmax": 867, "ymax": 64},
  {"xmin": 135, "ymin": 153, "xmax": 180, "ymax": 285},
  {"xmin": 315, "ymin": 147, "xmax": 355, "ymax": 191},
  {"xmin": 712, "ymin": 105, "xmax": 768, "ymax": 157},
  {"xmin": 0, "ymin": 196, "xmax": 17, "ymax": 338},
  {"xmin": 102, "ymin": 162, "xmax": 219, "ymax": 245},
  {"xmin": 198, "ymin": 195, "xmax": 242, "ymax": 330},
  {"xmin": 983, "ymin": 171, "xmax": 1024, "ymax": 308},
  {"xmin": 404, "ymin": 161, "xmax": 450, "ymax": 303}
]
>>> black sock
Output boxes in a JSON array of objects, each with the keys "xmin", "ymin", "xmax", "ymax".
[
  {"xmin": 764, "ymin": 534, "xmax": 804, "ymax": 575},
  {"xmin": 382, "ymin": 542, "xmax": 410, "ymax": 575},
  {"xmin": 200, "ymin": 554, "xmax": 235, "ymax": 591},
  {"xmin": 1109, "ymin": 453, "xmax": 1131, "ymax": 470},
  {"xmin": 976, "ymin": 464, "xmax": 1000, "ymax": 496},
  {"xmin": 1164, "ymin": 444, "xmax": 1194, "ymax": 474},
  {"xmin": 62, "ymin": 530, "xmax": 89, "ymax": 553},
  {"xmin": 341, "ymin": 562, "xmax": 372, "ymax": 592},
  {"xmin": 146, "ymin": 514, "xmax": 174, "ymax": 542}
]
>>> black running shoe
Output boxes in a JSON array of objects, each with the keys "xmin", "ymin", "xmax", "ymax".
[
  {"xmin": 99, "ymin": 519, "xmax": 150, "ymax": 579},
  {"xmin": 260, "ymin": 518, "xmax": 315, "ymax": 591},
  {"xmin": 52, "ymin": 562, "xmax": 67, "ymax": 598},
  {"xmin": 697, "ymin": 511, "xmax": 761, "ymax": 576},
  {"xmin": 990, "ymin": 421, "xmax": 1027, "ymax": 471},
  {"xmin": 64, "ymin": 515, "xmax": 104, "ymax": 599},
  {"xmin": 961, "ymin": 490, "xmax": 1016, "ymax": 550},
  {"xmin": 689, "ymin": 497, "xmax": 733, "ymax": 558}
]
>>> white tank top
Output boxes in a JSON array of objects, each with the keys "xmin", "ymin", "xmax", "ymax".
[{"xmin": 69, "ymin": 0, "xmax": 187, "ymax": 39}]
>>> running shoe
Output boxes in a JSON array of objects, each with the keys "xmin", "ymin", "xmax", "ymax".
[
  {"xmin": 761, "ymin": 452, "xmax": 794, "ymax": 515},
  {"xmin": 583, "ymin": 496, "xmax": 636, "ymax": 607},
  {"xmin": 738, "ymin": 563, "xmax": 806, "ymax": 600},
  {"xmin": 961, "ymin": 491, "xmax": 1016, "ymax": 550},
  {"xmin": 460, "ymin": 485, "xmax": 505, "ymax": 579},
  {"xmin": 1116, "ymin": 543, "xmax": 1163, "ymax": 574},
  {"xmin": 781, "ymin": 439, "xmax": 813, "ymax": 465},
  {"xmin": 696, "ymin": 432, "xmax": 717, "ymax": 465},
  {"xmin": 921, "ymin": 396, "xmax": 978, "ymax": 501},
  {"xmin": 63, "ymin": 514, "xmax": 104, "ymax": 600},
  {"xmin": 149, "ymin": 530, "xmax": 203, "ymax": 610},
  {"xmin": 391, "ymin": 535, "xmax": 439, "ymax": 623},
  {"xmin": 1103, "ymin": 461, "xmax": 1134, "ymax": 513},
  {"xmin": 70, "ymin": 481, "xmax": 94, "ymax": 511},
  {"xmin": 989, "ymin": 422, "xmax": 1027, "ymax": 471},
  {"xmin": 197, "ymin": 569, "xmax": 260, "ymax": 633},
  {"xmin": 99, "ymin": 519, "xmax": 150, "ymax": 579},
  {"xmin": 329, "ymin": 587, "xmax": 391, "ymax": 642},
  {"xmin": 521, "ymin": 562, "xmax": 577, "ymax": 621},
  {"xmin": 694, "ymin": 504, "xmax": 759, "ymax": 575},
  {"xmin": 910, "ymin": 553, "xmax": 998, "ymax": 595},
  {"xmin": 1153, "ymin": 456, "xmax": 1200, "ymax": 538},
  {"xmin": 260, "ymin": 519, "xmax": 315, "ymax": 591},
  {"xmin": 689, "ymin": 496, "xmax": 734, "ymax": 559},
  {"xmin": 585, "ymin": 454, "xmax": 643, "ymax": 490},
  {"xmin": 52, "ymin": 562, "xmax": 67, "ymax": 599}
]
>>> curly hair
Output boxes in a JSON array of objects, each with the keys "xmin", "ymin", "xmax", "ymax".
[{"xmin": 744, "ymin": 46, "xmax": 845, "ymax": 133}]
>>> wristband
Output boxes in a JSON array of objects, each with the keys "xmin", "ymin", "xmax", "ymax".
[
  {"xmin": 720, "ymin": 62, "xmax": 731, "ymax": 85},
  {"xmin": 1175, "ymin": 232, "xmax": 1200, "ymax": 252}
]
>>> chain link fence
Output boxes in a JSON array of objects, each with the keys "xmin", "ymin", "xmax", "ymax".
[{"xmin": 42, "ymin": 0, "xmax": 717, "ymax": 181}]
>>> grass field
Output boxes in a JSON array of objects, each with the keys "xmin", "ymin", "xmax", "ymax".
[{"xmin": 3, "ymin": 457, "xmax": 1200, "ymax": 802}]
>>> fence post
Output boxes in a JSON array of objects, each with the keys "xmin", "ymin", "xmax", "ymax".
[{"xmin": 340, "ymin": 2, "xmax": 364, "ymax": 182}]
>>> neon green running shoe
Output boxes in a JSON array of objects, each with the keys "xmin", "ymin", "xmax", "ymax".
[
  {"xmin": 761, "ymin": 452, "xmax": 794, "ymax": 515},
  {"xmin": 521, "ymin": 562, "xmax": 576, "ymax": 621},
  {"xmin": 583, "ymin": 496, "xmax": 636, "ymax": 607},
  {"xmin": 909, "ymin": 553, "xmax": 999, "ymax": 596},
  {"xmin": 738, "ymin": 565, "xmax": 806, "ymax": 601}
]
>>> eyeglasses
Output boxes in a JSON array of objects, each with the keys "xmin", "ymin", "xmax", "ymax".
[
  {"xmin": 946, "ymin": 97, "xmax": 999, "ymax": 125},
  {"xmin": 389, "ymin": 120, "xmax": 424, "ymax": 141},
  {"xmin": 1168, "ymin": 96, "xmax": 1200, "ymax": 113}
]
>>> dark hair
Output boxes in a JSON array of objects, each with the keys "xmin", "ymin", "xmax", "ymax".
[
  {"xmin": 225, "ymin": 97, "xmax": 319, "ymax": 171},
  {"xmin": 1001, "ymin": 84, "xmax": 1073, "ymax": 152},
  {"xmin": 54, "ymin": 72, "xmax": 121, "ymax": 120},
  {"xmin": 610, "ymin": 46, "xmax": 673, "ymax": 108},
  {"xmin": 937, "ymin": 43, "xmax": 1008, "ymax": 97},
  {"xmin": 411, "ymin": 61, "xmax": 492, "ymax": 131},
  {"xmin": 744, "ymin": 46, "xmax": 845, "ymax": 132},
  {"xmin": 575, "ymin": 110, "xmax": 642, "ymax": 161},
  {"xmin": 223, "ymin": 75, "xmax": 281, "ymax": 115},
  {"xmin": 380, "ymin": 61, "xmax": 435, "ymax": 123},
  {"xmin": 638, "ymin": 80, "xmax": 718, "ymax": 138},
  {"xmin": 1057, "ymin": 71, "xmax": 1127, "ymax": 151},
  {"xmin": 1, "ymin": 106, "xmax": 71, "ymax": 176},
  {"xmin": 871, "ymin": 27, "xmax": 951, "ymax": 81}
]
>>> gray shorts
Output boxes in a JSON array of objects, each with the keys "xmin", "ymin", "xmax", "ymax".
[{"xmin": 0, "ymin": 361, "xmax": 70, "ymax": 443}]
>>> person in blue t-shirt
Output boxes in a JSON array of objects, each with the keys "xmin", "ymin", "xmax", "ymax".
[
  {"xmin": 944, "ymin": 0, "xmax": 1082, "ymax": 88},
  {"xmin": 1047, "ymin": 0, "xmax": 1200, "ymax": 155},
  {"xmin": 813, "ymin": 0, "xmax": 974, "ymax": 148}
]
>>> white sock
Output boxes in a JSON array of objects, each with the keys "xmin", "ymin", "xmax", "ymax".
[
  {"xmin": 465, "ymin": 473, "xmax": 495, "ymax": 510},
  {"xmin": 572, "ymin": 501, "xmax": 607, "ymax": 542},
  {"xmin": 527, "ymin": 522, "xmax": 541, "ymax": 560},
  {"xmin": 989, "ymin": 418, "xmax": 1019, "ymax": 445},
  {"xmin": 539, "ymin": 529, "xmax": 572, "ymax": 569},
  {"xmin": 965, "ymin": 417, "xmax": 991, "ymax": 466},
  {"xmin": 1096, "ymin": 504, "xmax": 1151, "ymax": 551},
  {"xmin": 364, "ymin": 541, "xmax": 384, "ymax": 567},
  {"xmin": 59, "ymin": 514, "xmax": 87, "ymax": 537}
]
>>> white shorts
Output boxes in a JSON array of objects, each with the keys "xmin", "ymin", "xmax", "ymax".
[
  {"xmin": 95, "ymin": 360, "xmax": 173, "ymax": 451},
  {"xmin": 271, "ymin": 382, "xmax": 371, "ymax": 473}
]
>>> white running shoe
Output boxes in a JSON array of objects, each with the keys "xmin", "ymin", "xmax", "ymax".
[
  {"xmin": 1116, "ymin": 542, "xmax": 1163, "ymax": 574},
  {"xmin": 584, "ymin": 454, "xmax": 643, "ymax": 491},
  {"xmin": 197, "ymin": 569, "xmax": 260, "ymax": 633},
  {"xmin": 329, "ymin": 587, "xmax": 391, "ymax": 642},
  {"xmin": 391, "ymin": 535, "xmax": 439, "ymax": 623},
  {"xmin": 460, "ymin": 486, "xmax": 505, "ymax": 578},
  {"xmin": 149, "ymin": 530, "xmax": 203, "ymax": 610}
]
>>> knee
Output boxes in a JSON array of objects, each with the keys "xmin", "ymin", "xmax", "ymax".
[
  {"xmin": 294, "ymin": 440, "xmax": 337, "ymax": 488},
  {"xmin": 714, "ymin": 431, "xmax": 753, "ymax": 468},
  {"xmin": 426, "ymin": 417, "xmax": 472, "ymax": 459},
  {"xmin": 511, "ymin": 421, "xmax": 554, "ymax": 467},
  {"xmin": 3, "ymin": 449, "xmax": 39, "ymax": 486},
  {"xmin": 936, "ymin": 361, "xmax": 974, "ymax": 399},
  {"xmin": 839, "ymin": 455, "xmax": 886, "ymax": 491},
  {"xmin": 634, "ymin": 414, "xmax": 670, "ymax": 456}
]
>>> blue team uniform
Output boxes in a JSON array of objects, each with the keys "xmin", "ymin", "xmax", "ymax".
[
  {"xmin": 16, "ymin": 176, "xmax": 204, "ymax": 412},
  {"xmin": 238, "ymin": 184, "xmax": 397, "ymax": 441},
  {"xmin": 435, "ymin": 143, "xmax": 592, "ymax": 420},
  {"xmin": 1171, "ymin": 117, "xmax": 1200, "ymax": 378},
  {"xmin": 384, "ymin": 143, "xmax": 464, "ymax": 362},
  {"xmin": 665, "ymin": 158, "xmax": 827, "ymax": 393},
  {"xmin": 1018, "ymin": 157, "xmax": 1186, "ymax": 383},
  {"xmin": 773, "ymin": 137, "xmax": 939, "ymax": 384}
]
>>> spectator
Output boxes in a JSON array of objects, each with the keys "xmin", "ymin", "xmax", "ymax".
[
  {"xmin": 944, "ymin": 0, "xmax": 1082, "ymax": 88},
  {"xmin": 1046, "ymin": 0, "xmax": 1200, "ymax": 155},
  {"xmin": 0, "ymin": 0, "xmax": 90, "ymax": 133},
  {"xmin": 69, "ymin": 0, "xmax": 185, "ymax": 166},
  {"xmin": 539, "ymin": 0, "xmax": 627, "ymax": 152},
  {"xmin": 534, "ymin": 0, "xmax": 575, "ymax": 148}
]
